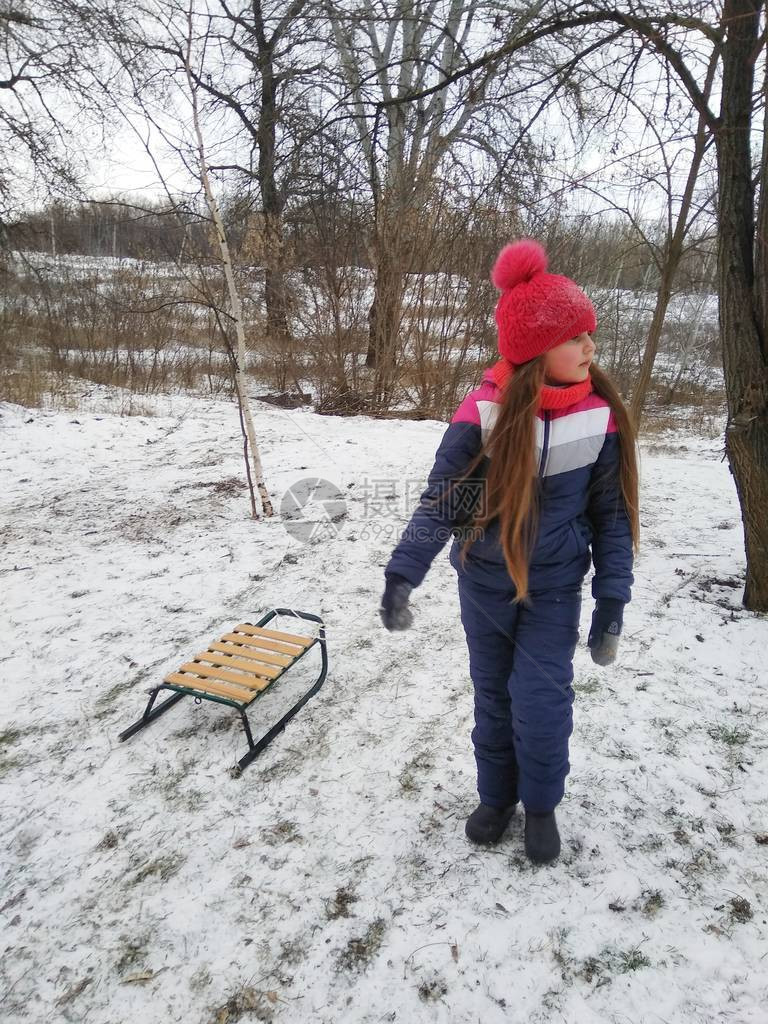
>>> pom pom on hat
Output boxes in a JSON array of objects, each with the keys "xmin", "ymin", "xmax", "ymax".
[
  {"xmin": 490, "ymin": 238, "xmax": 597, "ymax": 365},
  {"xmin": 491, "ymin": 238, "xmax": 548, "ymax": 291}
]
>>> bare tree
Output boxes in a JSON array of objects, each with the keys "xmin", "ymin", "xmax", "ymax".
[
  {"xmin": 380, "ymin": 0, "xmax": 768, "ymax": 610},
  {"xmin": 124, "ymin": 0, "xmax": 326, "ymax": 395},
  {"xmin": 214, "ymin": 0, "xmax": 316, "ymax": 373},
  {"xmin": 593, "ymin": 2, "xmax": 768, "ymax": 609},
  {"xmin": 324, "ymin": 0, "xmax": 544, "ymax": 410},
  {"xmin": 551, "ymin": 30, "xmax": 719, "ymax": 426},
  {"xmin": 618, "ymin": 48, "xmax": 719, "ymax": 428},
  {"xmin": 712, "ymin": 0, "xmax": 768, "ymax": 609},
  {"xmin": 0, "ymin": 1, "xmax": 120, "ymax": 222},
  {"xmin": 471, "ymin": 26, "xmax": 719, "ymax": 411},
  {"xmin": 110, "ymin": 0, "xmax": 277, "ymax": 517},
  {"xmin": 181, "ymin": 5, "xmax": 274, "ymax": 517}
]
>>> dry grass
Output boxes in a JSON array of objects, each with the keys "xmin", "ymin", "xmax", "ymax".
[
  {"xmin": 0, "ymin": 256, "xmax": 244, "ymax": 406},
  {"xmin": 1, "ymin": 253, "xmax": 729, "ymax": 426},
  {"xmin": 639, "ymin": 387, "xmax": 726, "ymax": 439},
  {"xmin": 0, "ymin": 333, "xmax": 236, "ymax": 409}
]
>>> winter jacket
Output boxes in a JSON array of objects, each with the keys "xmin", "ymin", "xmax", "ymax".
[{"xmin": 384, "ymin": 367, "xmax": 634, "ymax": 602}]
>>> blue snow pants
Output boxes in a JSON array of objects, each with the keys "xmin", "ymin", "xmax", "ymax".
[{"xmin": 449, "ymin": 544, "xmax": 582, "ymax": 814}]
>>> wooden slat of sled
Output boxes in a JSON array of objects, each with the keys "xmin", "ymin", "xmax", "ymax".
[
  {"xmin": 208, "ymin": 641, "xmax": 293, "ymax": 667},
  {"xmin": 164, "ymin": 672, "xmax": 252, "ymax": 703},
  {"xmin": 220, "ymin": 632, "xmax": 301, "ymax": 657},
  {"xmin": 178, "ymin": 661, "xmax": 273, "ymax": 690},
  {"xmin": 194, "ymin": 650, "xmax": 282, "ymax": 679},
  {"xmin": 232, "ymin": 623, "xmax": 313, "ymax": 648}
]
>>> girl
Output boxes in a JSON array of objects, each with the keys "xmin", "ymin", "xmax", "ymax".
[{"xmin": 379, "ymin": 239, "xmax": 639, "ymax": 865}]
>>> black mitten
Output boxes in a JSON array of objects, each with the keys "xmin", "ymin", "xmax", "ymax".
[
  {"xmin": 588, "ymin": 598, "xmax": 624, "ymax": 666},
  {"xmin": 379, "ymin": 573, "xmax": 414, "ymax": 631}
]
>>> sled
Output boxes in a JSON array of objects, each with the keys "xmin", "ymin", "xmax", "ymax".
[{"xmin": 118, "ymin": 608, "xmax": 327, "ymax": 774}]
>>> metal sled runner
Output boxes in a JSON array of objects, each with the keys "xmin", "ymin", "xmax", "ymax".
[{"xmin": 118, "ymin": 608, "xmax": 327, "ymax": 773}]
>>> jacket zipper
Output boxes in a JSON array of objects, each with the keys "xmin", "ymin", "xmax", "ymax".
[{"xmin": 538, "ymin": 410, "xmax": 550, "ymax": 478}]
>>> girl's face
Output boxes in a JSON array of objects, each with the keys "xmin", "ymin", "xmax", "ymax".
[{"xmin": 543, "ymin": 331, "xmax": 595, "ymax": 385}]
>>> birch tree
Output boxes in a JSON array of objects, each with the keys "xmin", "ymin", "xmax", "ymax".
[
  {"xmin": 181, "ymin": 5, "xmax": 274, "ymax": 517},
  {"xmin": 114, "ymin": 0, "xmax": 275, "ymax": 517}
]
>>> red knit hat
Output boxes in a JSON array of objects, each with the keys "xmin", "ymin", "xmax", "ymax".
[{"xmin": 491, "ymin": 239, "xmax": 596, "ymax": 365}]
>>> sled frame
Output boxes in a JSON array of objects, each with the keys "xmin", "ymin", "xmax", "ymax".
[{"xmin": 118, "ymin": 608, "xmax": 327, "ymax": 774}]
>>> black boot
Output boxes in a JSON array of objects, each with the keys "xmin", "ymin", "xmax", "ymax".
[
  {"xmin": 465, "ymin": 802, "xmax": 518, "ymax": 845},
  {"xmin": 524, "ymin": 809, "xmax": 560, "ymax": 864}
]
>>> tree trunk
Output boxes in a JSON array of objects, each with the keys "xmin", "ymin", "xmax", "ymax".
[
  {"xmin": 631, "ymin": 106, "xmax": 712, "ymax": 430},
  {"xmin": 716, "ymin": 0, "xmax": 768, "ymax": 610},
  {"xmin": 184, "ymin": 19, "xmax": 273, "ymax": 520},
  {"xmin": 253, "ymin": 1, "xmax": 297, "ymax": 394},
  {"xmin": 630, "ymin": 261, "xmax": 676, "ymax": 426},
  {"xmin": 367, "ymin": 225, "xmax": 408, "ymax": 410},
  {"xmin": 258, "ymin": 60, "xmax": 292, "ymax": 357}
]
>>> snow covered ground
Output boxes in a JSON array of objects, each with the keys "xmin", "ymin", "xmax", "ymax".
[{"xmin": 1, "ymin": 385, "xmax": 767, "ymax": 1024}]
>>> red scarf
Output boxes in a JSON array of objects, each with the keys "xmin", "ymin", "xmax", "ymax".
[{"xmin": 490, "ymin": 357, "xmax": 593, "ymax": 410}]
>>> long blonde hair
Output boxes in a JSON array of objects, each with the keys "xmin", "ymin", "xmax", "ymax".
[{"xmin": 442, "ymin": 360, "xmax": 640, "ymax": 602}]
